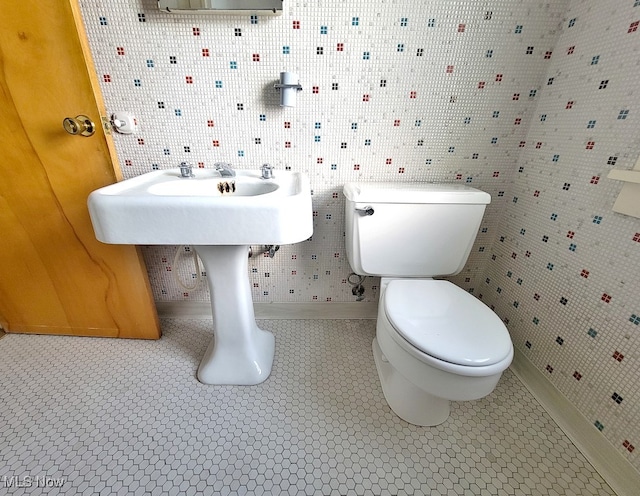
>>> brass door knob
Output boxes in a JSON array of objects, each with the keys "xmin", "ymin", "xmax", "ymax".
[{"xmin": 63, "ymin": 115, "xmax": 95, "ymax": 137}]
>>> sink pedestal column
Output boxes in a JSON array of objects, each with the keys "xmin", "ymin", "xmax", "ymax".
[{"xmin": 193, "ymin": 245, "xmax": 275, "ymax": 385}]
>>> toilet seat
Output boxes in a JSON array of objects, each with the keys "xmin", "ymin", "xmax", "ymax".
[{"xmin": 383, "ymin": 279, "xmax": 512, "ymax": 367}]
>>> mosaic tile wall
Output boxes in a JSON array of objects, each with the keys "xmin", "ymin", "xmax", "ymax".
[
  {"xmin": 77, "ymin": 0, "xmax": 640, "ymax": 474},
  {"xmin": 479, "ymin": 0, "xmax": 640, "ymax": 472},
  {"xmin": 78, "ymin": 0, "xmax": 567, "ymax": 303}
]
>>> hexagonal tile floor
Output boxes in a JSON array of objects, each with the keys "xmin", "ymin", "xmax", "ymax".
[{"xmin": 0, "ymin": 319, "xmax": 615, "ymax": 495}]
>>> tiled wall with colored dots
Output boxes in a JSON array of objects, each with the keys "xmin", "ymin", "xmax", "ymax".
[
  {"xmin": 480, "ymin": 0, "xmax": 640, "ymax": 470},
  {"xmin": 77, "ymin": 0, "xmax": 640, "ymax": 471},
  {"xmin": 79, "ymin": 0, "xmax": 567, "ymax": 304}
]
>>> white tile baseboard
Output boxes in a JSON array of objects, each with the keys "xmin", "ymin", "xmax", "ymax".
[
  {"xmin": 155, "ymin": 301, "xmax": 379, "ymax": 320},
  {"xmin": 510, "ymin": 348, "xmax": 640, "ymax": 496}
]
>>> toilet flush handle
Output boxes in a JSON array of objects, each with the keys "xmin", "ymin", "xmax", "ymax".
[{"xmin": 355, "ymin": 205, "xmax": 375, "ymax": 216}]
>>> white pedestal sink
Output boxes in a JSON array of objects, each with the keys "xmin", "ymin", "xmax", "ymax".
[{"xmin": 88, "ymin": 168, "xmax": 313, "ymax": 385}]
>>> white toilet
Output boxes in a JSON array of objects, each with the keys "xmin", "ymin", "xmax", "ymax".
[{"xmin": 343, "ymin": 182, "xmax": 514, "ymax": 426}]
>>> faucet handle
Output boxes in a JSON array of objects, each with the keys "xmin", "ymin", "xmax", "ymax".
[
  {"xmin": 261, "ymin": 163, "xmax": 274, "ymax": 179},
  {"xmin": 179, "ymin": 162, "xmax": 194, "ymax": 178}
]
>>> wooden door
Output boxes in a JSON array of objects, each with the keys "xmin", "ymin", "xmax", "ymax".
[{"xmin": 0, "ymin": 1, "xmax": 160, "ymax": 339}]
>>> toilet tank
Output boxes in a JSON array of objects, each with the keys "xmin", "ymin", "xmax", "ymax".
[{"xmin": 343, "ymin": 183, "xmax": 491, "ymax": 277}]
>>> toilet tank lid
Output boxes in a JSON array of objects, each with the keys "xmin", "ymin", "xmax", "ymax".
[{"xmin": 343, "ymin": 183, "xmax": 491, "ymax": 204}]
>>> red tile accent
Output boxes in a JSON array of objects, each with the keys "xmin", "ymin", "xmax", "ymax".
[
  {"xmin": 292, "ymin": 20, "xmax": 301, "ymax": 29},
  {"xmin": 192, "ymin": 27, "xmax": 200, "ymax": 36},
  {"xmin": 580, "ymin": 269, "xmax": 590, "ymax": 278},
  {"xmin": 337, "ymin": 43, "xmax": 344, "ymax": 51},
  {"xmin": 601, "ymin": 293, "xmax": 612, "ymax": 303},
  {"xmin": 202, "ymin": 48, "xmax": 210, "ymax": 57},
  {"xmin": 628, "ymin": 21, "xmax": 639, "ymax": 33},
  {"xmin": 478, "ymin": 82, "xmax": 486, "ymax": 89},
  {"xmin": 567, "ymin": 231, "xmax": 575, "ymax": 239},
  {"xmin": 613, "ymin": 351, "xmax": 624, "ymax": 362},
  {"xmin": 590, "ymin": 175, "xmax": 600, "ymax": 184},
  {"xmin": 446, "ymin": 65, "xmax": 454, "ymax": 73},
  {"xmin": 457, "ymin": 24, "xmax": 466, "ymax": 33},
  {"xmin": 495, "ymin": 74, "xmax": 503, "ymax": 82}
]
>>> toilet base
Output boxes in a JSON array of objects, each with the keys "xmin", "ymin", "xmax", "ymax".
[{"xmin": 373, "ymin": 338, "xmax": 450, "ymax": 426}]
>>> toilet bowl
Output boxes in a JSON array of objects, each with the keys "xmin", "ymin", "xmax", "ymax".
[
  {"xmin": 343, "ymin": 182, "xmax": 514, "ymax": 426},
  {"xmin": 373, "ymin": 278, "xmax": 513, "ymax": 426}
]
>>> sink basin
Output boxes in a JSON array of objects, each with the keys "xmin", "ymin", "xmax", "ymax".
[
  {"xmin": 87, "ymin": 167, "xmax": 314, "ymax": 386},
  {"xmin": 88, "ymin": 168, "xmax": 312, "ymax": 245}
]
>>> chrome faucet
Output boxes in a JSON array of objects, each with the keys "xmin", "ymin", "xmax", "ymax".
[
  {"xmin": 179, "ymin": 162, "xmax": 194, "ymax": 178},
  {"xmin": 214, "ymin": 162, "xmax": 236, "ymax": 177},
  {"xmin": 261, "ymin": 163, "xmax": 274, "ymax": 179}
]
